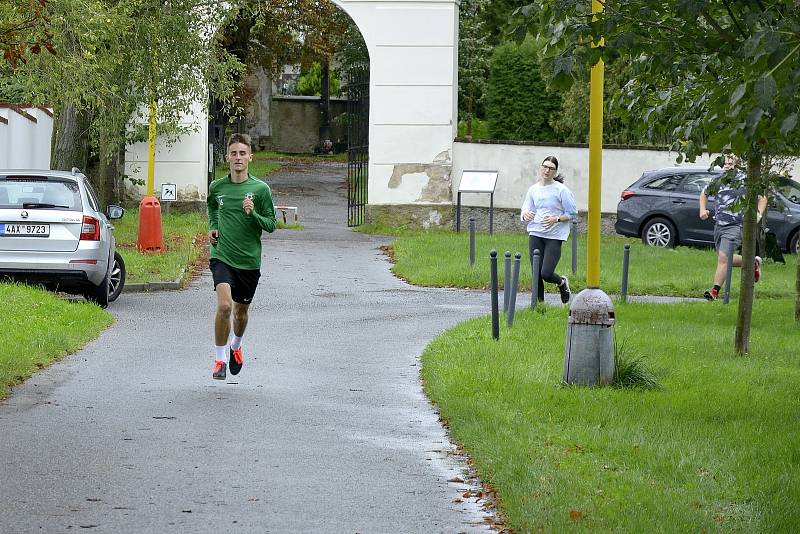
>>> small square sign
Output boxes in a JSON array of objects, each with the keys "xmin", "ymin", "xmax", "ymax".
[{"xmin": 160, "ymin": 183, "xmax": 177, "ymax": 202}]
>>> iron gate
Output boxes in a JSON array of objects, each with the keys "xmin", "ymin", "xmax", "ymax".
[{"xmin": 346, "ymin": 65, "xmax": 369, "ymax": 227}]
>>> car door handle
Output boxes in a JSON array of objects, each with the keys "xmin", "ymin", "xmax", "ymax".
[{"xmin": 672, "ymin": 200, "xmax": 686, "ymax": 204}]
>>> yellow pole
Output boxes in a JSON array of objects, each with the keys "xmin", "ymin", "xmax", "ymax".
[
  {"xmin": 587, "ymin": 0, "xmax": 604, "ymax": 288},
  {"xmin": 147, "ymin": 100, "xmax": 157, "ymax": 197}
]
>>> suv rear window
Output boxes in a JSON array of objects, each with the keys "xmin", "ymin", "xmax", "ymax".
[{"xmin": 0, "ymin": 177, "xmax": 82, "ymax": 211}]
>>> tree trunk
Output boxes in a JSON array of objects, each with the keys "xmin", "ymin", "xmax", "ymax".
[
  {"xmin": 734, "ymin": 156, "xmax": 761, "ymax": 354},
  {"xmin": 50, "ymin": 102, "xmax": 90, "ymax": 172},
  {"xmin": 98, "ymin": 129, "xmax": 123, "ymax": 207}
]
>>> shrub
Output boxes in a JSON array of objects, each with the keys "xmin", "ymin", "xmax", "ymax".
[{"xmin": 487, "ymin": 37, "xmax": 561, "ymax": 142}]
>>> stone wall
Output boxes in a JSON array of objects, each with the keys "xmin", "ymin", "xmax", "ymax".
[
  {"xmin": 367, "ymin": 203, "xmax": 618, "ymax": 235},
  {"xmin": 258, "ymin": 96, "xmax": 348, "ymax": 154}
]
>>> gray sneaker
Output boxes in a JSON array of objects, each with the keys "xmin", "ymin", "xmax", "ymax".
[
  {"xmin": 212, "ymin": 360, "xmax": 227, "ymax": 380},
  {"xmin": 558, "ymin": 276, "xmax": 571, "ymax": 304}
]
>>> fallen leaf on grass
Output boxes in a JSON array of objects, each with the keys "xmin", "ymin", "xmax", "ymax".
[{"xmin": 569, "ymin": 510, "xmax": 585, "ymax": 521}]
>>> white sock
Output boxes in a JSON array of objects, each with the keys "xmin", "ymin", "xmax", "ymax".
[
  {"xmin": 215, "ymin": 345, "xmax": 227, "ymax": 363},
  {"xmin": 231, "ymin": 335, "xmax": 243, "ymax": 351}
]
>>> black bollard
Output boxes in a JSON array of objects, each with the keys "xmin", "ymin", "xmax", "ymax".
[
  {"xmin": 723, "ymin": 240, "xmax": 736, "ymax": 304},
  {"xmin": 571, "ymin": 220, "xmax": 578, "ymax": 275},
  {"xmin": 503, "ymin": 251, "xmax": 511, "ymax": 313},
  {"xmin": 530, "ymin": 248, "xmax": 541, "ymax": 309},
  {"xmin": 621, "ymin": 244, "xmax": 631, "ymax": 303},
  {"xmin": 469, "ymin": 218, "xmax": 476, "ymax": 268},
  {"xmin": 490, "ymin": 250, "xmax": 500, "ymax": 339},
  {"xmin": 507, "ymin": 252, "xmax": 522, "ymax": 327}
]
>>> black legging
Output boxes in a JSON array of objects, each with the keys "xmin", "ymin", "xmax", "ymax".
[{"xmin": 528, "ymin": 235, "xmax": 564, "ymax": 301}]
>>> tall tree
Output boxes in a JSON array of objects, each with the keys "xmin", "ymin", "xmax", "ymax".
[
  {"xmin": 9, "ymin": 0, "xmax": 243, "ymax": 203},
  {"xmin": 458, "ymin": 0, "xmax": 492, "ymax": 138},
  {"xmin": 514, "ymin": 1, "xmax": 800, "ymax": 351}
]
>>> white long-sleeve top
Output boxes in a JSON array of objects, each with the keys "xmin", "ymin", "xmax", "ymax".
[{"xmin": 520, "ymin": 181, "xmax": 578, "ymax": 241}]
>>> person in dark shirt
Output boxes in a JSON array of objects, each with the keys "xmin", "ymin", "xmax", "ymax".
[{"xmin": 699, "ymin": 154, "xmax": 767, "ymax": 301}]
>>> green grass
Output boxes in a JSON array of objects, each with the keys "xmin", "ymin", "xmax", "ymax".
[
  {"xmin": 357, "ymin": 225, "xmax": 797, "ymax": 299},
  {"xmin": 422, "ymin": 299, "xmax": 800, "ymax": 532},
  {"xmin": 0, "ymin": 283, "xmax": 113, "ymax": 399},
  {"xmin": 114, "ymin": 209, "xmax": 207, "ymax": 283}
]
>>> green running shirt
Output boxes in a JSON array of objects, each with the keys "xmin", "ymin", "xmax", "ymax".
[{"xmin": 208, "ymin": 174, "xmax": 277, "ymax": 270}]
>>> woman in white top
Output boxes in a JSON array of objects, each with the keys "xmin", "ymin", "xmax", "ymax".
[{"xmin": 520, "ymin": 155, "xmax": 578, "ymax": 304}]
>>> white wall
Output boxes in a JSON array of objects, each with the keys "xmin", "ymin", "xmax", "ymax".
[
  {"xmin": 0, "ymin": 105, "xmax": 52, "ymax": 169},
  {"xmin": 454, "ymin": 141, "xmax": 733, "ymax": 213},
  {"xmin": 335, "ymin": 0, "xmax": 459, "ymax": 205},
  {"xmin": 124, "ymin": 100, "xmax": 210, "ymax": 201}
]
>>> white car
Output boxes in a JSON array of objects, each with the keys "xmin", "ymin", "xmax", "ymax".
[{"xmin": 0, "ymin": 168, "xmax": 126, "ymax": 307}]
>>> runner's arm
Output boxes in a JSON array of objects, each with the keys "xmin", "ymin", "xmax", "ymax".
[
  {"xmin": 208, "ymin": 184, "xmax": 219, "ymax": 231},
  {"xmin": 252, "ymin": 187, "xmax": 277, "ymax": 233}
]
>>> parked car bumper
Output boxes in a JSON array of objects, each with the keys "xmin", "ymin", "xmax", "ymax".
[
  {"xmin": 0, "ymin": 245, "xmax": 109, "ymax": 288},
  {"xmin": 614, "ymin": 215, "xmax": 639, "ymax": 238}
]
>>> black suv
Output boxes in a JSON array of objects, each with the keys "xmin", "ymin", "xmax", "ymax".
[{"xmin": 615, "ymin": 166, "xmax": 800, "ymax": 253}]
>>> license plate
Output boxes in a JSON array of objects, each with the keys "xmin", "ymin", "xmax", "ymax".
[{"xmin": 0, "ymin": 223, "xmax": 50, "ymax": 237}]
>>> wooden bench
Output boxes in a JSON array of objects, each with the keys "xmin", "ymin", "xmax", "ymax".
[{"xmin": 275, "ymin": 205, "xmax": 298, "ymax": 224}]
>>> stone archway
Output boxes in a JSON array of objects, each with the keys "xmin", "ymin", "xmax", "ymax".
[
  {"xmin": 124, "ymin": 0, "xmax": 459, "ymax": 221},
  {"xmin": 332, "ymin": 0, "xmax": 459, "ymax": 220}
]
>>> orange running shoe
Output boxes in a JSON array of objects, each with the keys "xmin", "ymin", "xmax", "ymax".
[
  {"xmin": 229, "ymin": 346, "xmax": 243, "ymax": 375},
  {"xmin": 213, "ymin": 360, "xmax": 227, "ymax": 380}
]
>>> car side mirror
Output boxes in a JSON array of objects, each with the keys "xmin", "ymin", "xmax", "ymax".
[{"xmin": 107, "ymin": 205, "xmax": 125, "ymax": 220}]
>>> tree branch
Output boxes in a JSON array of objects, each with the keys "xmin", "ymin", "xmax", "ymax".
[
  {"xmin": 721, "ymin": 0, "xmax": 747, "ymax": 38},
  {"xmin": 700, "ymin": 9, "xmax": 737, "ymax": 45}
]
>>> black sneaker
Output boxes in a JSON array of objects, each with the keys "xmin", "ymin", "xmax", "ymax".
[
  {"xmin": 558, "ymin": 276, "xmax": 571, "ymax": 304},
  {"xmin": 229, "ymin": 346, "xmax": 243, "ymax": 376},
  {"xmin": 213, "ymin": 360, "xmax": 227, "ymax": 380}
]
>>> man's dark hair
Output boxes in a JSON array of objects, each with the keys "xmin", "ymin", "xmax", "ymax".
[{"xmin": 227, "ymin": 133, "xmax": 252, "ymax": 150}]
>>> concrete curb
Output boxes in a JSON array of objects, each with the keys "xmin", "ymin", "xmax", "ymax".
[{"xmin": 122, "ymin": 269, "xmax": 185, "ymax": 293}]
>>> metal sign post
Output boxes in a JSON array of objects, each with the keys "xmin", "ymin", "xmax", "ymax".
[{"xmin": 456, "ymin": 170, "xmax": 498, "ymax": 234}]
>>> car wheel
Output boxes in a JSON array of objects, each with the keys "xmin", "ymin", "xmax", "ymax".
[
  {"xmin": 641, "ymin": 217, "xmax": 677, "ymax": 247},
  {"xmin": 108, "ymin": 252, "xmax": 126, "ymax": 303},
  {"xmin": 790, "ymin": 231, "xmax": 799, "ymax": 255}
]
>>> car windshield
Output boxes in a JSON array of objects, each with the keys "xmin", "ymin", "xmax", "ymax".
[
  {"xmin": 774, "ymin": 178, "xmax": 800, "ymax": 205},
  {"xmin": 0, "ymin": 177, "xmax": 82, "ymax": 211}
]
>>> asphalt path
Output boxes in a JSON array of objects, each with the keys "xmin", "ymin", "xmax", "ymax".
[{"xmin": 0, "ymin": 163, "xmax": 502, "ymax": 533}]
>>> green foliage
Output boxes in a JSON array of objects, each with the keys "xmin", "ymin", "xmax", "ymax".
[
  {"xmin": 7, "ymin": 0, "xmax": 244, "ymax": 167},
  {"xmin": 297, "ymin": 62, "xmax": 341, "ymax": 97},
  {"xmin": 487, "ymin": 37, "xmax": 561, "ymax": 141},
  {"xmin": 458, "ymin": 0, "xmax": 492, "ymax": 126},
  {"xmin": 457, "ymin": 119, "xmax": 490, "ymax": 140}
]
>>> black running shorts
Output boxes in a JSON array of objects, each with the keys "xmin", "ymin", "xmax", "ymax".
[{"xmin": 209, "ymin": 259, "xmax": 261, "ymax": 305}]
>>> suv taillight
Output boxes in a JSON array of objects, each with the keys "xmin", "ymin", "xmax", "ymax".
[
  {"xmin": 80, "ymin": 215, "xmax": 100, "ymax": 241},
  {"xmin": 621, "ymin": 190, "xmax": 635, "ymax": 200}
]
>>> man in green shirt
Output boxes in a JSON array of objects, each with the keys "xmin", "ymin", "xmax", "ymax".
[{"xmin": 208, "ymin": 133, "xmax": 277, "ymax": 380}]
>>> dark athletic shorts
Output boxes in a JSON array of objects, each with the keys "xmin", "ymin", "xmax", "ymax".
[{"xmin": 209, "ymin": 259, "xmax": 261, "ymax": 305}]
